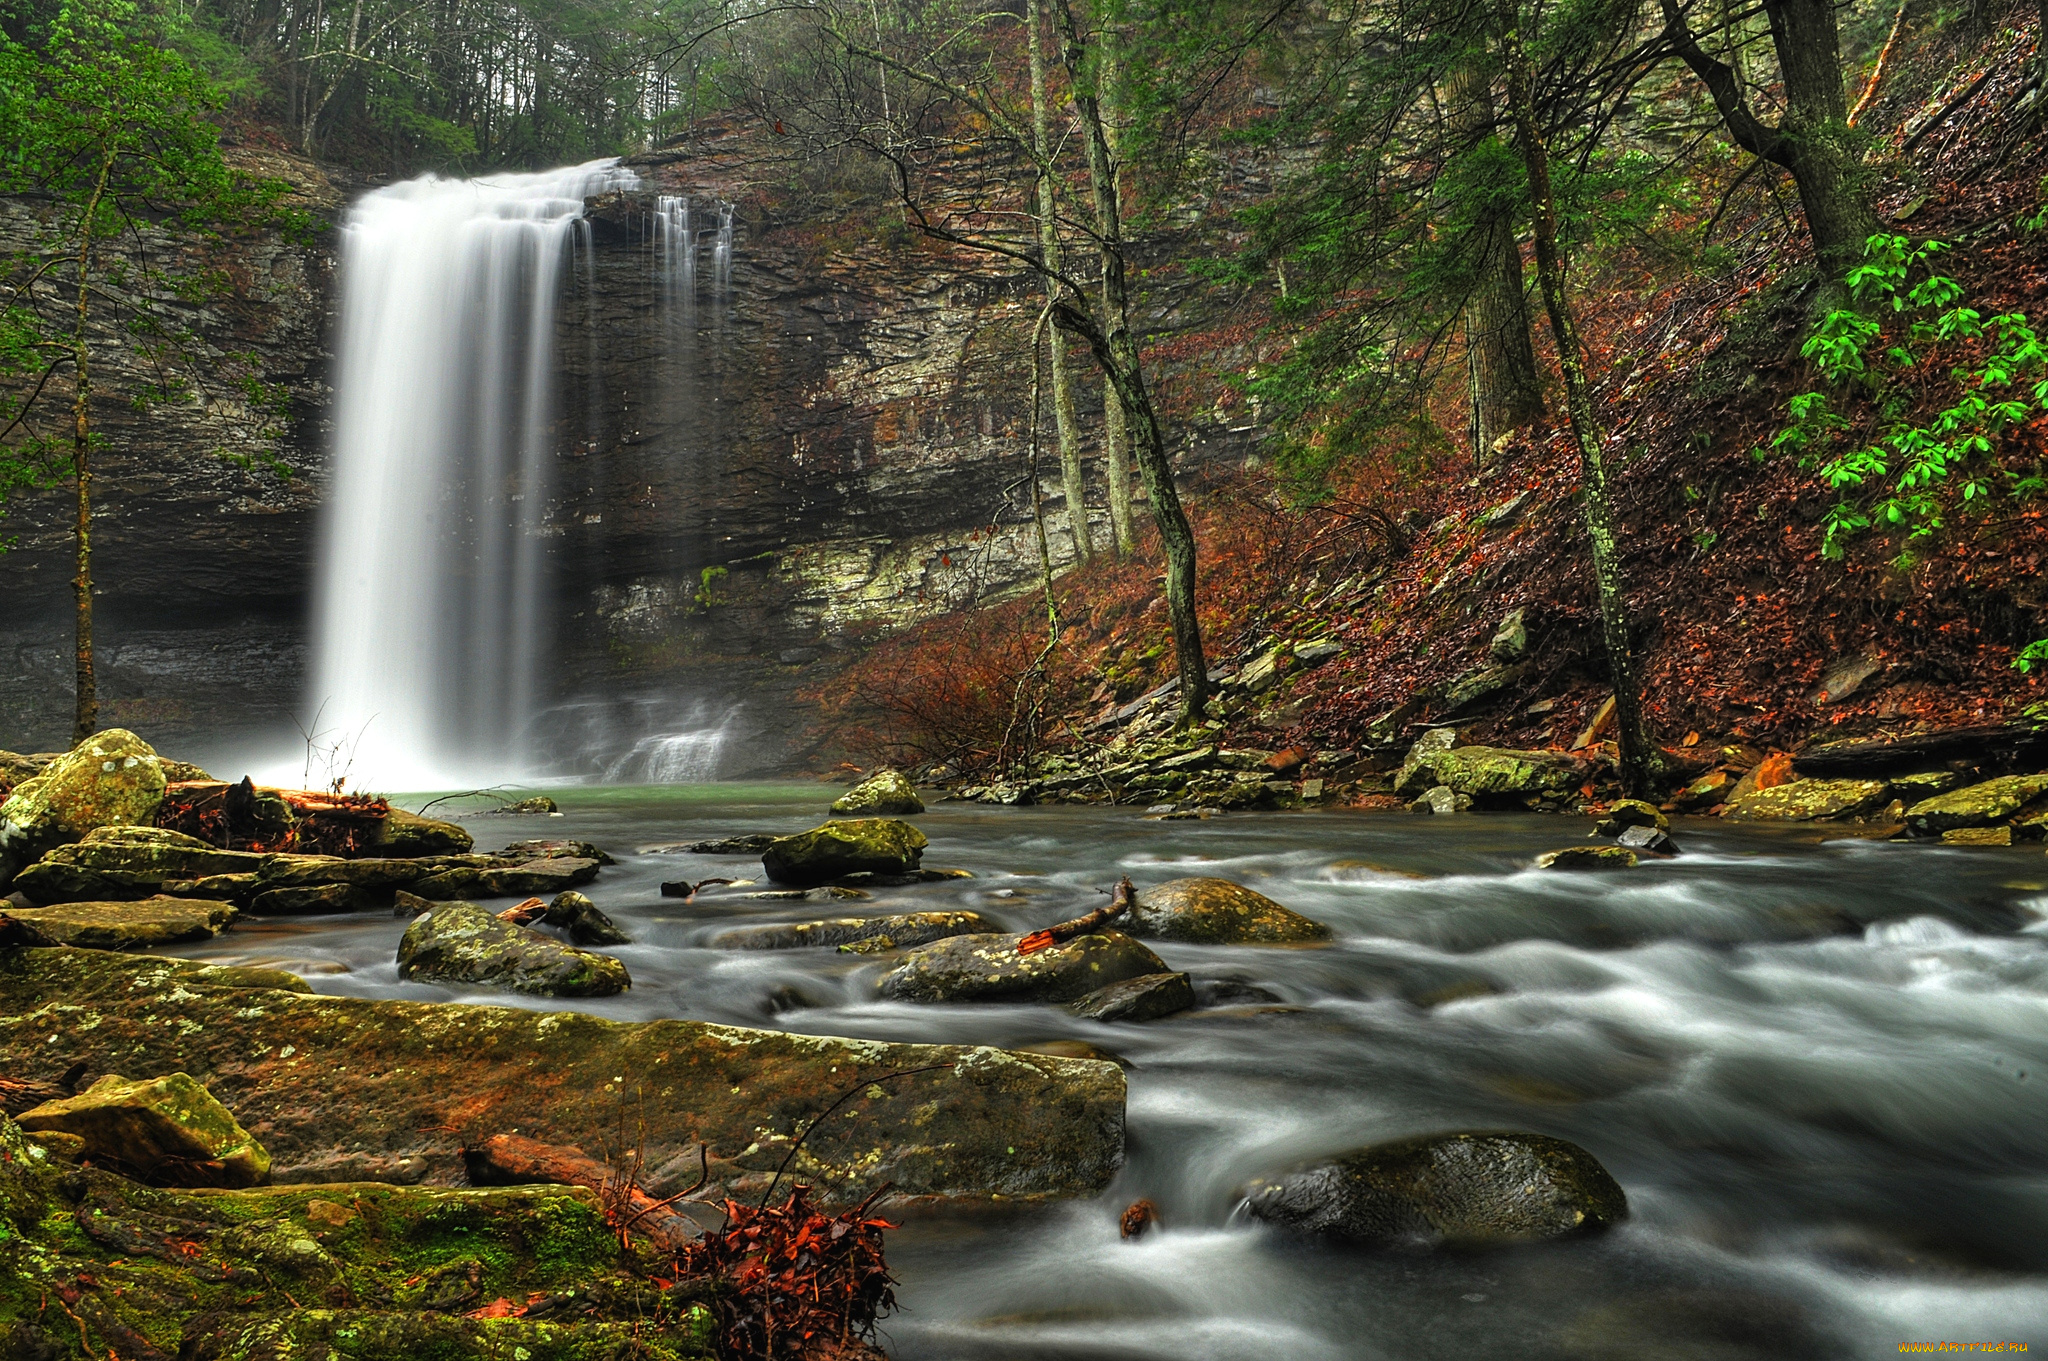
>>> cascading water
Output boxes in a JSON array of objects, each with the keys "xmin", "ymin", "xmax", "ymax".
[{"xmin": 310, "ymin": 160, "xmax": 634, "ymax": 790}]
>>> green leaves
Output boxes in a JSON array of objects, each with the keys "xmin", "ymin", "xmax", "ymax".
[{"xmin": 1769, "ymin": 233, "xmax": 2048, "ymax": 570}]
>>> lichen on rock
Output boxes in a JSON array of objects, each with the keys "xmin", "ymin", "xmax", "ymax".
[
  {"xmin": 1126, "ymin": 878, "xmax": 1332, "ymax": 945},
  {"xmin": 398, "ymin": 901, "xmax": 631, "ymax": 997},
  {"xmin": 831, "ymin": 768, "xmax": 925, "ymax": 816},
  {"xmin": 762, "ymin": 819, "xmax": 928, "ymax": 885},
  {"xmin": 877, "ymin": 929, "xmax": 1167, "ymax": 1004},
  {"xmin": 0, "ymin": 729, "xmax": 168, "ymax": 891}
]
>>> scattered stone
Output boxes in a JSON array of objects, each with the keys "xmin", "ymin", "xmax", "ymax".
[
  {"xmin": 255, "ymin": 854, "xmax": 433, "ymax": 890},
  {"xmin": 1395, "ymin": 734, "xmax": 1588, "ymax": 799},
  {"xmin": 878, "ymin": 930, "xmax": 1167, "ymax": 1005},
  {"xmin": 1121, "ymin": 1198, "xmax": 1161, "ymax": 1239},
  {"xmin": 1411, "ymin": 785, "xmax": 1472, "ymax": 814},
  {"xmin": 411, "ymin": 856, "xmax": 602, "ymax": 900},
  {"xmin": 0, "ymin": 948, "xmax": 1127, "ymax": 1203},
  {"xmin": 1942, "ymin": 826, "xmax": 2016, "ymax": 846},
  {"xmin": 1301, "ymin": 778, "xmax": 1326, "ymax": 800},
  {"xmin": 1536, "ymin": 846, "xmax": 1639, "ymax": 870},
  {"xmin": 831, "ymin": 769, "xmax": 925, "ymax": 816},
  {"xmin": 1673, "ymin": 768, "xmax": 1735, "ymax": 810},
  {"xmin": 1808, "ymin": 652, "xmax": 1885, "ymax": 706},
  {"xmin": 0, "ymin": 729, "xmax": 167, "ymax": 891},
  {"xmin": 499, "ymin": 795, "xmax": 558, "ymax": 814},
  {"xmin": 1441, "ymin": 662, "xmax": 1522, "ymax": 712},
  {"xmin": 714, "ymin": 910, "xmax": 997, "ymax": 952},
  {"xmin": 543, "ymin": 890, "xmax": 630, "ymax": 945},
  {"xmin": 1237, "ymin": 648, "xmax": 1287, "ymax": 694},
  {"xmin": 763, "ymin": 819, "xmax": 927, "ymax": 886},
  {"xmin": 1065, "ymin": 972, "xmax": 1195, "ymax": 1022},
  {"xmin": 1192, "ymin": 977, "xmax": 1286, "ymax": 1007},
  {"xmin": 18, "ymin": 1071, "xmax": 270, "ymax": 1187},
  {"xmin": 1489, "ymin": 607, "xmax": 1529, "ymax": 662},
  {"xmin": 1616, "ymin": 825, "xmax": 1678, "ymax": 855},
  {"xmin": 497, "ymin": 838, "xmax": 617, "ymax": 865},
  {"xmin": 1127, "ymin": 877, "xmax": 1332, "ymax": 945},
  {"xmin": 370, "ymin": 807, "xmax": 474, "ymax": 856},
  {"xmin": 251, "ymin": 882, "xmax": 381, "ymax": 915},
  {"xmin": 397, "ymin": 901, "xmax": 631, "ymax": 997},
  {"xmin": 1724, "ymin": 778, "xmax": 1893, "ymax": 822},
  {"xmin": 0, "ymin": 895, "xmax": 237, "ymax": 948},
  {"xmin": 647, "ymin": 834, "xmax": 780, "ymax": 855},
  {"xmin": 1887, "ymin": 771, "xmax": 1960, "ymax": 800},
  {"xmin": 1905, "ymin": 775, "xmax": 2048, "ymax": 835},
  {"xmin": 1241, "ymin": 1130, "xmax": 1627, "ymax": 1246},
  {"xmin": 1594, "ymin": 799, "xmax": 1668, "ymax": 835}
]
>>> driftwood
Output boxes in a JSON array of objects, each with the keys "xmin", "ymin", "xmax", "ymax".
[
  {"xmin": 496, "ymin": 897, "xmax": 548, "ymax": 925},
  {"xmin": 463, "ymin": 1133, "xmax": 704, "ymax": 1252},
  {"xmin": 0, "ymin": 1061, "xmax": 86, "ymax": 1116},
  {"xmin": 1019, "ymin": 877, "xmax": 1136, "ymax": 955},
  {"xmin": 1794, "ymin": 724, "xmax": 2048, "ymax": 778},
  {"xmin": 156, "ymin": 776, "xmax": 390, "ymax": 855}
]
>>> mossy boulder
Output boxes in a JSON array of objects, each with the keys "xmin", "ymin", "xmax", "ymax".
[
  {"xmin": 1724, "ymin": 778, "xmax": 1892, "ymax": 821},
  {"xmin": 1394, "ymin": 738, "xmax": 1589, "ymax": 799},
  {"xmin": 411, "ymin": 856, "xmax": 602, "ymax": 900},
  {"xmin": 14, "ymin": 826, "xmax": 265, "ymax": 904},
  {"xmin": 762, "ymin": 819, "xmax": 928, "ymax": 886},
  {"xmin": 545, "ymin": 890, "xmax": 630, "ymax": 945},
  {"xmin": 0, "ymin": 895, "xmax": 236, "ymax": 948},
  {"xmin": 1241, "ymin": 1130, "xmax": 1628, "ymax": 1246},
  {"xmin": 877, "ymin": 930, "xmax": 1167, "ymax": 1004},
  {"xmin": 370, "ymin": 807, "xmax": 474, "ymax": 856},
  {"xmin": 1905, "ymin": 774, "xmax": 2048, "ymax": 835},
  {"xmin": 0, "ymin": 1111, "xmax": 714, "ymax": 1359},
  {"xmin": 17, "ymin": 1071, "xmax": 271, "ymax": 1186},
  {"xmin": 714, "ymin": 910, "xmax": 997, "ymax": 952},
  {"xmin": 1127, "ymin": 878, "xmax": 1332, "ymax": 945},
  {"xmin": 1536, "ymin": 846, "xmax": 1639, "ymax": 870},
  {"xmin": 398, "ymin": 901, "xmax": 631, "ymax": 997},
  {"xmin": 830, "ymin": 769, "xmax": 925, "ymax": 816},
  {"xmin": 0, "ymin": 729, "xmax": 167, "ymax": 890},
  {"xmin": 0, "ymin": 948, "xmax": 1126, "ymax": 1204},
  {"xmin": 1594, "ymin": 799, "xmax": 1668, "ymax": 834}
]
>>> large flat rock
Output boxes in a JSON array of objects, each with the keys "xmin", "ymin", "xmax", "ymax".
[
  {"xmin": 0, "ymin": 947, "xmax": 1125, "ymax": 1206},
  {"xmin": 0, "ymin": 895, "xmax": 236, "ymax": 948}
]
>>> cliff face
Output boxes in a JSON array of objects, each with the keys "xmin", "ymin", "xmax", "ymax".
[{"xmin": 0, "ymin": 135, "xmax": 1265, "ymax": 775}]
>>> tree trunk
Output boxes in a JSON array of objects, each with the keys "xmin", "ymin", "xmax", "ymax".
[
  {"xmin": 1445, "ymin": 58, "xmax": 1543, "ymax": 462},
  {"xmin": 1052, "ymin": 0, "xmax": 1208, "ymax": 724},
  {"xmin": 69, "ymin": 156, "xmax": 114, "ymax": 748},
  {"xmin": 1498, "ymin": 1, "xmax": 1653, "ymax": 796},
  {"xmin": 1093, "ymin": 41, "xmax": 1138, "ymax": 559},
  {"xmin": 1660, "ymin": 0, "xmax": 1878, "ymax": 288},
  {"xmin": 1026, "ymin": 0, "xmax": 1090, "ymax": 566}
]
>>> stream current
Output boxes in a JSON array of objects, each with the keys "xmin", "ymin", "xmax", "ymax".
[{"xmin": 166, "ymin": 785, "xmax": 2048, "ymax": 1358}]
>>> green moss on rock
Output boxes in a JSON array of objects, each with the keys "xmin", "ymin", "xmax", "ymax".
[
  {"xmin": 397, "ymin": 902, "xmax": 631, "ymax": 997},
  {"xmin": 877, "ymin": 930, "xmax": 1167, "ymax": 1004},
  {"xmin": 1724, "ymin": 778, "xmax": 1892, "ymax": 822},
  {"xmin": 18, "ymin": 1071, "xmax": 270, "ymax": 1187},
  {"xmin": 713, "ymin": 910, "xmax": 997, "ymax": 952},
  {"xmin": 1126, "ymin": 878, "xmax": 1331, "ymax": 944},
  {"xmin": 763, "ymin": 819, "xmax": 928, "ymax": 886},
  {"xmin": 0, "ymin": 894, "xmax": 237, "ymax": 948},
  {"xmin": 1905, "ymin": 774, "xmax": 2048, "ymax": 835},
  {"xmin": 0, "ymin": 730, "xmax": 168, "ymax": 891}
]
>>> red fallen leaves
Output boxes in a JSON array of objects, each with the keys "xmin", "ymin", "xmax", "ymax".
[
  {"xmin": 668, "ymin": 1185, "xmax": 898, "ymax": 1361},
  {"xmin": 155, "ymin": 777, "xmax": 391, "ymax": 856},
  {"xmin": 464, "ymin": 1292, "xmax": 546, "ymax": 1319}
]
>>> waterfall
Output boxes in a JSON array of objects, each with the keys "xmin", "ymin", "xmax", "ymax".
[{"xmin": 310, "ymin": 159, "xmax": 635, "ymax": 791}]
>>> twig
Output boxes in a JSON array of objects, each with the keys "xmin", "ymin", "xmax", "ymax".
[{"xmin": 1018, "ymin": 876, "xmax": 1135, "ymax": 954}]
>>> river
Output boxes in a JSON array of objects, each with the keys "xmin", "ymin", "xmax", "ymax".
[{"xmin": 166, "ymin": 784, "xmax": 2048, "ymax": 1359}]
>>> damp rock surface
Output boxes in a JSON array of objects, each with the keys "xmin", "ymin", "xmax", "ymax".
[
  {"xmin": 762, "ymin": 819, "xmax": 928, "ymax": 885},
  {"xmin": 17, "ymin": 1071, "xmax": 271, "ymax": 1187},
  {"xmin": 830, "ymin": 768, "xmax": 925, "ymax": 816},
  {"xmin": 0, "ymin": 894, "xmax": 237, "ymax": 948},
  {"xmin": 714, "ymin": 910, "xmax": 997, "ymax": 952},
  {"xmin": 1065, "ymin": 971, "xmax": 1195, "ymax": 1022},
  {"xmin": 1724, "ymin": 778, "xmax": 1893, "ymax": 822},
  {"xmin": 1127, "ymin": 877, "xmax": 1332, "ymax": 944},
  {"xmin": 1242, "ymin": 1130, "xmax": 1628, "ymax": 1246},
  {"xmin": 397, "ymin": 901, "xmax": 632, "ymax": 997},
  {"xmin": 877, "ymin": 930, "xmax": 1167, "ymax": 1004},
  {"xmin": 0, "ymin": 729, "xmax": 168, "ymax": 890}
]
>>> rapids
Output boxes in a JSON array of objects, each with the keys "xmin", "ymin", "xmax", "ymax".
[{"xmin": 167, "ymin": 788, "xmax": 2048, "ymax": 1358}]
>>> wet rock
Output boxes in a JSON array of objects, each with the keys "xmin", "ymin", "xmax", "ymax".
[
  {"xmin": 1905, "ymin": 774, "xmax": 2048, "ymax": 835},
  {"xmin": 1065, "ymin": 971, "xmax": 1195, "ymax": 1022},
  {"xmin": 369, "ymin": 807, "xmax": 474, "ymax": 856},
  {"xmin": 878, "ymin": 930, "xmax": 1167, "ymax": 1004},
  {"xmin": 0, "ymin": 948, "xmax": 1127, "ymax": 1203},
  {"xmin": 411, "ymin": 856, "xmax": 602, "ymax": 900},
  {"xmin": 1671, "ymin": 768, "xmax": 1734, "ymax": 811},
  {"xmin": 1724, "ymin": 778, "xmax": 1892, "ymax": 822},
  {"xmin": 1127, "ymin": 877, "xmax": 1332, "ymax": 945},
  {"xmin": 497, "ymin": 837, "xmax": 618, "ymax": 865},
  {"xmin": 1594, "ymin": 799, "xmax": 1668, "ymax": 835},
  {"xmin": 1616, "ymin": 825, "xmax": 1678, "ymax": 854},
  {"xmin": 255, "ymin": 853, "xmax": 433, "ymax": 890},
  {"xmin": 1942, "ymin": 826, "xmax": 2016, "ymax": 846},
  {"xmin": 1489, "ymin": 607, "xmax": 1529, "ymax": 662},
  {"xmin": 1192, "ymin": 976, "xmax": 1286, "ymax": 1007},
  {"xmin": 18, "ymin": 1071, "xmax": 271, "ymax": 1186},
  {"xmin": 1411, "ymin": 785, "xmax": 1472, "ymax": 814},
  {"xmin": 656, "ymin": 833, "xmax": 779, "ymax": 855},
  {"xmin": 1395, "ymin": 735, "xmax": 1589, "ymax": 800},
  {"xmin": 713, "ymin": 910, "xmax": 997, "ymax": 952},
  {"xmin": 501, "ymin": 795, "xmax": 557, "ymax": 813},
  {"xmin": 831, "ymin": 768, "xmax": 925, "ymax": 816},
  {"xmin": 1536, "ymin": 846, "xmax": 1639, "ymax": 870},
  {"xmin": 762, "ymin": 818, "xmax": 927, "ymax": 886},
  {"xmin": 1241, "ymin": 1130, "xmax": 1627, "ymax": 1246},
  {"xmin": 397, "ymin": 901, "xmax": 631, "ymax": 997},
  {"xmin": 11, "ymin": 826, "xmax": 268, "ymax": 905},
  {"xmin": 545, "ymin": 890, "xmax": 630, "ymax": 945},
  {"xmin": 251, "ymin": 882, "xmax": 381, "ymax": 915},
  {"xmin": 0, "ymin": 729, "xmax": 167, "ymax": 891},
  {"xmin": 1016, "ymin": 1039, "xmax": 1131, "ymax": 1068},
  {"xmin": 0, "ymin": 895, "xmax": 237, "ymax": 948}
]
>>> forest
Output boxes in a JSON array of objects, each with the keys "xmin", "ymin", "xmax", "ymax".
[{"xmin": 3, "ymin": 0, "xmax": 2048, "ymax": 1357}]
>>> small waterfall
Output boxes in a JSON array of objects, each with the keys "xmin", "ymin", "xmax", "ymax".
[{"xmin": 310, "ymin": 160, "xmax": 635, "ymax": 791}]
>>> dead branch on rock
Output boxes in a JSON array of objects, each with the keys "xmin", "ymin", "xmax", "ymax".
[
  {"xmin": 463, "ymin": 1133, "xmax": 704, "ymax": 1254},
  {"xmin": 496, "ymin": 896, "xmax": 548, "ymax": 925},
  {"xmin": 1019, "ymin": 876, "xmax": 1135, "ymax": 954}
]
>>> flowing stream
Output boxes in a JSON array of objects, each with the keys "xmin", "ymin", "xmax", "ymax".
[{"xmin": 168, "ymin": 790, "xmax": 2048, "ymax": 1358}]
